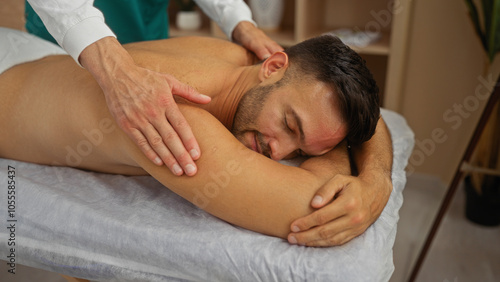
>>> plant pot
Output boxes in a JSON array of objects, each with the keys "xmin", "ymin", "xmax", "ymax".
[
  {"xmin": 176, "ymin": 11, "xmax": 201, "ymax": 31},
  {"xmin": 249, "ymin": 0, "xmax": 284, "ymax": 31},
  {"xmin": 464, "ymin": 175, "xmax": 500, "ymax": 226}
]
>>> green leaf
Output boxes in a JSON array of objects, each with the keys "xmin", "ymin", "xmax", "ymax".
[
  {"xmin": 465, "ymin": 0, "xmax": 487, "ymax": 51},
  {"xmin": 487, "ymin": 0, "xmax": 500, "ymax": 61},
  {"xmin": 465, "ymin": 0, "xmax": 500, "ymax": 62},
  {"xmin": 482, "ymin": 0, "xmax": 493, "ymax": 39}
]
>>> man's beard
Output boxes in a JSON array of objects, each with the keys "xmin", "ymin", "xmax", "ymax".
[{"xmin": 231, "ymin": 83, "xmax": 276, "ymax": 157}]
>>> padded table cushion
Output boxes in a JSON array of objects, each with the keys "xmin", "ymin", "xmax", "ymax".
[{"xmin": 0, "ymin": 108, "xmax": 414, "ymax": 282}]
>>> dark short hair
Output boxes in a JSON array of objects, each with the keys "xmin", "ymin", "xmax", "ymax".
[{"xmin": 283, "ymin": 35, "xmax": 380, "ymax": 145}]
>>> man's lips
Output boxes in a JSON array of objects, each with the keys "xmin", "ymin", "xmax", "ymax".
[{"xmin": 252, "ymin": 132, "xmax": 261, "ymax": 154}]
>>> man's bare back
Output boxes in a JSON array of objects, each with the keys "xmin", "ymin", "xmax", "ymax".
[{"xmin": 0, "ymin": 37, "xmax": 258, "ymax": 174}]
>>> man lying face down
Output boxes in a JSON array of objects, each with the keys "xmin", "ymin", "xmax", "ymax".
[
  {"xmin": 0, "ymin": 34, "xmax": 393, "ymax": 247},
  {"xmin": 231, "ymin": 35, "xmax": 379, "ymax": 160}
]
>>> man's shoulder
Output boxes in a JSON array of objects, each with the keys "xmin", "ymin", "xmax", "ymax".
[
  {"xmin": 125, "ymin": 36, "xmax": 256, "ymax": 66},
  {"xmin": 171, "ymin": 36, "xmax": 257, "ymax": 65}
]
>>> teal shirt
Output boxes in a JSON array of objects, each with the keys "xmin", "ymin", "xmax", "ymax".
[{"xmin": 25, "ymin": 0, "xmax": 170, "ymax": 45}]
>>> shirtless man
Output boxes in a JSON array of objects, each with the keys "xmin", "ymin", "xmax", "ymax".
[{"xmin": 0, "ymin": 34, "xmax": 392, "ymax": 247}]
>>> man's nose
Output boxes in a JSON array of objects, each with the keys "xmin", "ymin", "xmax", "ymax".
[{"xmin": 268, "ymin": 138, "xmax": 296, "ymax": 161}]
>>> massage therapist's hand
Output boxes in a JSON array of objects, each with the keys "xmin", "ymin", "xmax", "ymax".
[
  {"xmin": 232, "ymin": 21, "xmax": 283, "ymax": 60},
  {"xmin": 288, "ymin": 173, "xmax": 393, "ymax": 247},
  {"xmin": 79, "ymin": 37, "xmax": 211, "ymax": 176}
]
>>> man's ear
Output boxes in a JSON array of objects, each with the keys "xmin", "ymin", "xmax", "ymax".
[{"xmin": 258, "ymin": 51, "xmax": 289, "ymax": 81}]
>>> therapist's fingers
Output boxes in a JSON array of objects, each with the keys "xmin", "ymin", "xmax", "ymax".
[
  {"xmin": 248, "ymin": 37, "xmax": 284, "ymax": 60},
  {"xmin": 151, "ymin": 114, "xmax": 199, "ymax": 176},
  {"xmin": 127, "ymin": 126, "xmax": 164, "ymax": 166},
  {"xmin": 168, "ymin": 75, "xmax": 212, "ymax": 106},
  {"xmin": 141, "ymin": 77, "xmax": 200, "ymax": 176},
  {"xmin": 127, "ymin": 121, "xmax": 186, "ymax": 176},
  {"xmin": 253, "ymin": 46, "xmax": 279, "ymax": 60},
  {"xmin": 232, "ymin": 21, "xmax": 283, "ymax": 60},
  {"xmin": 155, "ymin": 104, "xmax": 199, "ymax": 176},
  {"xmin": 108, "ymin": 67, "xmax": 201, "ymax": 175},
  {"xmin": 164, "ymin": 74, "xmax": 211, "ymax": 163},
  {"xmin": 131, "ymin": 115, "xmax": 198, "ymax": 177},
  {"xmin": 250, "ymin": 39, "xmax": 283, "ymax": 60},
  {"xmin": 261, "ymin": 41, "xmax": 285, "ymax": 59}
]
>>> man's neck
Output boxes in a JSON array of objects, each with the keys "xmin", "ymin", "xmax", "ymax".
[{"xmin": 201, "ymin": 65, "xmax": 261, "ymax": 129}]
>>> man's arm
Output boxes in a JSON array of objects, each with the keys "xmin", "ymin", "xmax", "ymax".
[
  {"xmin": 129, "ymin": 105, "xmax": 353, "ymax": 239},
  {"xmin": 288, "ymin": 117, "xmax": 393, "ymax": 246}
]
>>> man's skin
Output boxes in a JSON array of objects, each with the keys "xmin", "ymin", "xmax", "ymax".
[
  {"xmin": 79, "ymin": 21, "xmax": 283, "ymax": 176},
  {"xmin": 0, "ymin": 36, "xmax": 392, "ymax": 246}
]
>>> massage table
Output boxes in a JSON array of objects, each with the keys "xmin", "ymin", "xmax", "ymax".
[{"xmin": 0, "ymin": 27, "xmax": 415, "ymax": 281}]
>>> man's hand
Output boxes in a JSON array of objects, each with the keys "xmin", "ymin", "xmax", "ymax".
[
  {"xmin": 288, "ymin": 173, "xmax": 392, "ymax": 247},
  {"xmin": 80, "ymin": 37, "xmax": 211, "ymax": 176},
  {"xmin": 288, "ymin": 118, "xmax": 394, "ymax": 247},
  {"xmin": 232, "ymin": 21, "xmax": 283, "ymax": 60}
]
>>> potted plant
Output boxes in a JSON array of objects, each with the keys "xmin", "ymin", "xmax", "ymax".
[
  {"xmin": 464, "ymin": 0, "xmax": 500, "ymax": 226},
  {"xmin": 174, "ymin": 0, "xmax": 201, "ymax": 31}
]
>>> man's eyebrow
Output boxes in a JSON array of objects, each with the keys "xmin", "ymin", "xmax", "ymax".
[{"xmin": 290, "ymin": 108, "xmax": 305, "ymax": 143}]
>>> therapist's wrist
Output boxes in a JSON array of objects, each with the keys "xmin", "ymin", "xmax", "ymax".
[
  {"xmin": 79, "ymin": 36, "xmax": 135, "ymax": 88},
  {"xmin": 232, "ymin": 21, "xmax": 257, "ymax": 43}
]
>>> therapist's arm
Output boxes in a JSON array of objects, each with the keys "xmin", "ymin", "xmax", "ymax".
[
  {"xmin": 27, "ymin": 0, "xmax": 211, "ymax": 176},
  {"xmin": 79, "ymin": 37, "xmax": 211, "ymax": 176},
  {"xmin": 194, "ymin": 0, "xmax": 283, "ymax": 59},
  {"xmin": 288, "ymin": 118, "xmax": 393, "ymax": 246}
]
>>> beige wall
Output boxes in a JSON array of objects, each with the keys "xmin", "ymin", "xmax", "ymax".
[{"xmin": 399, "ymin": 0, "xmax": 500, "ymax": 184}]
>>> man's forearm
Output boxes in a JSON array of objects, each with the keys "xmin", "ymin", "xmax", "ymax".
[
  {"xmin": 352, "ymin": 117, "xmax": 393, "ymax": 216},
  {"xmin": 299, "ymin": 142, "xmax": 351, "ymax": 181}
]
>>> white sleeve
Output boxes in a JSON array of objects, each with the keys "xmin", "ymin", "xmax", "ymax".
[
  {"xmin": 27, "ymin": 0, "xmax": 116, "ymax": 63},
  {"xmin": 194, "ymin": 0, "xmax": 257, "ymax": 40}
]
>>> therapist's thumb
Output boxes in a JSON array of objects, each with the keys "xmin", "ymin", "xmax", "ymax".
[
  {"xmin": 311, "ymin": 175, "xmax": 348, "ymax": 208},
  {"xmin": 165, "ymin": 74, "xmax": 211, "ymax": 104}
]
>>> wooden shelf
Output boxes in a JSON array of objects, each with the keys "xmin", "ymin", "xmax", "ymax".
[
  {"xmin": 293, "ymin": 27, "xmax": 391, "ymax": 56},
  {"xmin": 348, "ymin": 31, "xmax": 391, "ymax": 56},
  {"xmin": 263, "ymin": 29, "xmax": 296, "ymax": 47}
]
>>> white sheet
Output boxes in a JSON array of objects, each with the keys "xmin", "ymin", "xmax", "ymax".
[
  {"xmin": 0, "ymin": 27, "xmax": 66, "ymax": 75},
  {"xmin": 0, "ymin": 109, "xmax": 413, "ymax": 282},
  {"xmin": 0, "ymin": 27, "xmax": 415, "ymax": 281}
]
